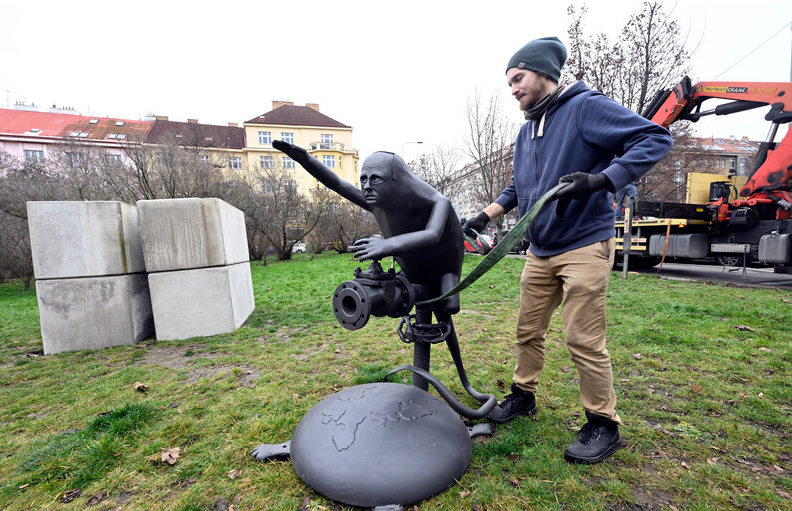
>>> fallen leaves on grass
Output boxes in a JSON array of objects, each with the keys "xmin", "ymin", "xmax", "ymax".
[
  {"xmin": 60, "ymin": 489, "xmax": 81, "ymax": 503},
  {"xmin": 691, "ymin": 384, "xmax": 703, "ymax": 394},
  {"xmin": 732, "ymin": 324, "xmax": 755, "ymax": 331},
  {"xmin": 227, "ymin": 469, "xmax": 241, "ymax": 479},
  {"xmin": 632, "ymin": 353, "xmax": 643, "ymax": 360},
  {"xmin": 86, "ymin": 491, "xmax": 105, "ymax": 506},
  {"xmin": 134, "ymin": 382, "xmax": 149, "ymax": 392},
  {"xmin": 152, "ymin": 447, "xmax": 180, "ymax": 465}
]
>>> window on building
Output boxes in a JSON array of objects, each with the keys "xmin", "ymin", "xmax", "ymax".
[
  {"xmin": 65, "ymin": 152, "xmax": 84, "ymax": 167},
  {"xmin": 24, "ymin": 150, "xmax": 44, "ymax": 161},
  {"xmin": 322, "ymin": 155, "xmax": 336, "ymax": 168},
  {"xmin": 283, "ymin": 157, "xmax": 295, "ymax": 169},
  {"xmin": 286, "ymin": 179, "xmax": 298, "ymax": 192},
  {"xmin": 89, "ymin": 119, "xmax": 99, "ymax": 124},
  {"xmin": 280, "ymin": 132, "xmax": 294, "ymax": 144},
  {"xmin": 106, "ymin": 154, "xmax": 123, "ymax": 165},
  {"xmin": 228, "ymin": 157, "xmax": 243, "ymax": 170},
  {"xmin": 258, "ymin": 131, "xmax": 272, "ymax": 145},
  {"xmin": 728, "ymin": 157, "xmax": 736, "ymax": 173},
  {"xmin": 320, "ymin": 134, "xmax": 333, "ymax": 149},
  {"xmin": 115, "ymin": 121, "xmax": 125, "ymax": 126},
  {"xmin": 260, "ymin": 155, "xmax": 274, "ymax": 168}
]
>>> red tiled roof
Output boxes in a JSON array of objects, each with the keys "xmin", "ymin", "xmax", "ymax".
[
  {"xmin": 694, "ymin": 137, "xmax": 759, "ymax": 153},
  {"xmin": 246, "ymin": 104, "xmax": 351, "ymax": 128},
  {"xmin": 0, "ymin": 108, "xmax": 152, "ymax": 141},
  {"xmin": 144, "ymin": 120, "xmax": 245, "ymax": 150}
]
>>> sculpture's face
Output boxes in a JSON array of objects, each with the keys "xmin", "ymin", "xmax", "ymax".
[
  {"xmin": 360, "ymin": 154, "xmax": 398, "ymax": 208},
  {"xmin": 360, "ymin": 167, "xmax": 392, "ymax": 207}
]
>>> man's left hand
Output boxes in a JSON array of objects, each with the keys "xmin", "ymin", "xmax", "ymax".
[{"xmin": 555, "ymin": 172, "xmax": 613, "ymax": 200}]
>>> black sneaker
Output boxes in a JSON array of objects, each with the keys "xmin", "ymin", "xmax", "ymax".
[
  {"xmin": 564, "ymin": 410, "xmax": 622, "ymax": 464},
  {"xmin": 486, "ymin": 384, "xmax": 537, "ymax": 424}
]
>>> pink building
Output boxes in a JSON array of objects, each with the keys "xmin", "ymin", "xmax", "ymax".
[{"xmin": 0, "ymin": 107, "xmax": 153, "ymax": 164}]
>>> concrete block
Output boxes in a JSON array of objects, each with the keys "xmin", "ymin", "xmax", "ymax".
[
  {"xmin": 36, "ymin": 274, "xmax": 154, "ymax": 355},
  {"xmin": 137, "ymin": 198, "xmax": 249, "ymax": 272},
  {"xmin": 148, "ymin": 262, "xmax": 254, "ymax": 341},
  {"xmin": 27, "ymin": 201, "xmax": 145, "ymax": 279}
]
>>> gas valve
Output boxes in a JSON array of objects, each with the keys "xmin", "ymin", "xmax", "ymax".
[{"xmin": 332, "ymin": 261, "xmax": 416, "ymax": 330}]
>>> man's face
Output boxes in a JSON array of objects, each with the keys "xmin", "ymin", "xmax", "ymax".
[{"xmin": 507, "ymin": 67, "xmax": 547, "ymax": 111}]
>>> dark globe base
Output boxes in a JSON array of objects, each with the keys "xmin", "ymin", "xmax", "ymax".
[{"xmin": 290, "ymin": 382, "xmax": 472, "ymax": 508}]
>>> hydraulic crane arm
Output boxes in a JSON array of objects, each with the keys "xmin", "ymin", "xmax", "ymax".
[{"xmin": 642, "ymin": 76, "xmax": 792, "ymax": 199}]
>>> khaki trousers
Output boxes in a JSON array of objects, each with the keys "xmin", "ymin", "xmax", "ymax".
[{"xmin": 514, "ymin": 238, "xmax": 621, "ymax": 424}]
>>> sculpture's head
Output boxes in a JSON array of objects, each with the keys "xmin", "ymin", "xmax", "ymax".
[{"xmin": 359, "ymin": 152, "xmax": 412, "ymax": 208}]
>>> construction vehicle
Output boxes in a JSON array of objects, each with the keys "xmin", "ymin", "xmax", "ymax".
[{"xmin": 615, "ymin": 76, "xmax": 792, "ymax": 272}]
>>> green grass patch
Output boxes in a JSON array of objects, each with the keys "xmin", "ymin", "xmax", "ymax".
[{"xmin": 0, "ymin": 252, "xmax": 791, "ymax": 510}]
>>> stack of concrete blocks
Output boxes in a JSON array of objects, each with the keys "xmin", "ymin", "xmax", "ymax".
[
  {"xmin": 137, "ymin": 198, "xmax": 254, "ymax": 341},
  {"xmin": 27, "ymin": 201, "xmax": 154, "ymax": 355}
]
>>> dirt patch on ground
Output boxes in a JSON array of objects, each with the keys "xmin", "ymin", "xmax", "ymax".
[
  {"xmin": 135, "ymin": 344, "xmax": 260, "ymax": 387},
  {"xmin": 459, "ymin": 309, "xmax": 497, "ymax": 320},
  {"xmin": 606, "ymin": 486, "xmax": 677, "ymax": 511}
]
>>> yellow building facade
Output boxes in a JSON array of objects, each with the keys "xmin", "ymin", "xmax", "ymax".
[{"xmin": 244, "ymin": 101, "xmax": 359, "ymax": 193}]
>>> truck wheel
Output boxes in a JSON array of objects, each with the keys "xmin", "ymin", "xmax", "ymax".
[{"xmin": 716, "ymin": 255, "xmax": 741, "ymax": 267}]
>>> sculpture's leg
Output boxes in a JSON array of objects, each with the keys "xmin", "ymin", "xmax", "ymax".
[
  {"xmin": 251, "ymin": 440, "xmax": 291, "ymax": 461},
  {"xmin": 411, "ymin": 304, "xmax": 433, "ymax": 391}
]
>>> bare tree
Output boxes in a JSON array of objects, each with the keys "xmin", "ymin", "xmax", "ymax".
[
  {"xmin": 0, "ymin": 210, "xmax": 34, "ymax": 288},
  {"xmin": 407, "ymin": 144, "xmax": 462, "ymax": 201},
  {"xmin": 463, "ymin": 89, "xmax": 519, "ymax": 222},
  {"xmin": 236, "ymin": 162, "xmax": 332, "ymax": 261},
  {"xmin": 564, "ymin": 2, "xmax": 690, "ymax": 114},
  {"xmin": 121, "ymin": 133, "xmax": 230, "ymax": 200}
]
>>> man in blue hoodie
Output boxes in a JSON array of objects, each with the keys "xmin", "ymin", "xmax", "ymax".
[{"xmin": 464, "ymin": 37, "xmax": 672, "ymax": 464}]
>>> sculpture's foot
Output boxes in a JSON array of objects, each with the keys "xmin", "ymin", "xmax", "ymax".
[
  {"xmin": 251, "ymin": 440, "xmax": 291, "ymax": 461},
  {"xmin": 467, "ymin": 422, "xmax": 496, "ymax": 438}
]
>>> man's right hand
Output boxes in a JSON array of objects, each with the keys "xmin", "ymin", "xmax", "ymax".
[{"xmin": 462, "ymin": 211, "xmax": 490, "ymax": 233}]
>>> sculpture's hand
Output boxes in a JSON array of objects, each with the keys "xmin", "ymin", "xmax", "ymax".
[
  {"xmin": 272, "ymin": 140, "xmax": 311, "ymax": 166},
  {"xmin": 350, "ymin": 237, "xmax": 393, "ymax": 261}
]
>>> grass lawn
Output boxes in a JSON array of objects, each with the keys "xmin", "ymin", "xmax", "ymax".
[{"xmin": 1, "ymin": 252, "xmax": 791, "ymax": 510}]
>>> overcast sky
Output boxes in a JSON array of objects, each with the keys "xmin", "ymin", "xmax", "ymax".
[{"xmin": 2, "ymin": 1, "xmax": 791, "ymax": 162}]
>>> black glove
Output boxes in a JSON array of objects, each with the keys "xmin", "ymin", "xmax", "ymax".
[
  {"xmin": 462, "ymin": 211, "xmax": 490, "ymax": 233},
  {"xmin": 555, "ymin": 172, "xmax": 614, "ymax": 200}
]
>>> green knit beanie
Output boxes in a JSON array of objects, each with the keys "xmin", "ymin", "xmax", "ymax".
[{"xmin": 506, "ymin": 36, "xmax": 568, "ymax": 82}]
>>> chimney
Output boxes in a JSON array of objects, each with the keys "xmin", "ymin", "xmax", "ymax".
[
  {"xmin": 228, "ymin": 122, "xmax": 238, "ymax": 127},
  {"xmin": 272, "ymin": 100, "xmax": 294, "ymax": 110},
  {"xmin": 306, "ymin": 103, "xmax": 320, "ymax": 112},
  {"xmin": 155, "ymin": 115, "xmax": 169, "ymax": 121},
  {"xmin": 187, "ymin": 118, "xmax": 199, "ymax": 124}
]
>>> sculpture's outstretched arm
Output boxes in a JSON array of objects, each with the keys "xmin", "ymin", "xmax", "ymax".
[
  {"xmin": 351, "ymin": 197, "xmax": 452, "ymax": 261},
  {"xmin": 273, "ymin": 140, "xmax": 370, "ymax": 211}
]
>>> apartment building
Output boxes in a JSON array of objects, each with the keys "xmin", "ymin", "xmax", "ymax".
[{"xmin": 244, "ymin": 101, "xmax": 359, "ymax": 192}]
